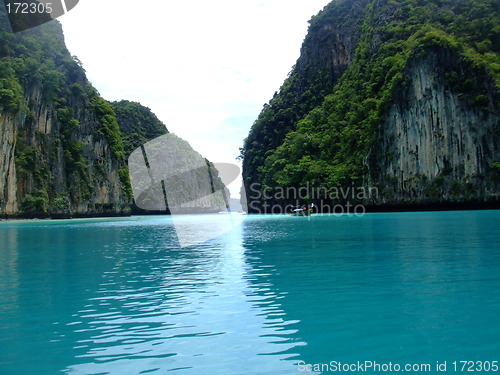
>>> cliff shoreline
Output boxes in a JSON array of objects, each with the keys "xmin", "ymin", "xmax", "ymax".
[{"xmin": 241, "ymin": 0, "xmax": 500, "ymax": 213}]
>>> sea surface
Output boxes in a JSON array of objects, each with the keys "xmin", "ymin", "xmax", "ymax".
[{"xmin": 0, "ymin": 211, "xmax": 499, "ymax": 375}]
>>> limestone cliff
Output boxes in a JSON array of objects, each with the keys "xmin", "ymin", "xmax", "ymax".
[
  {"xmin": 0, "ymin": 9, "xmax": 219, "ymax": 218},
  {"xmin": 242, "ymin": 0, "xmax": 370, "ymax": 189},
  {"xmin": 242, "ymin": 0, "xmax": 500, "ymax": 212},
  {"xmin": 0, "ymin": 6, "xmax": 134, "ymax": 217},
  {"xmin": 0, "ymin": 76, "xmax": 132, "ymax": 218},
  {"xmin": 0, "ymin": 111, "xmax": 17, "ymax": 215},
  {"xmin": 370, "ymin": 50, "xmax": 499, "ymax": 205}
]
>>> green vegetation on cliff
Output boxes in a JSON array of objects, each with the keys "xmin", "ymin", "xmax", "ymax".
[
  {"xmin": 0, "ymin": 9, "xmax": 167, "ymax": 217},
  {"xmin": 0, "ymin": 12, "xmax": 103, "ymax": 216},
  {"xmin": 112, "ymin": 100, "xmax": 168, "ymax": 158},
  {"xmin": 0, "ymin": 7, "xmax": 223, "ymax": 217},
  {"xmin": 112, "ymin": 100, "xmax": 170, "ymax": 207},
  {"xmin": 242, "ymin": 0, "xmax": 500, "ymax": 211}
]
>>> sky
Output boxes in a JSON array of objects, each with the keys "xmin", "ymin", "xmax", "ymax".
[{"xmin": 58, "ymin": 0, "xmax": 332, "ymax": 197}]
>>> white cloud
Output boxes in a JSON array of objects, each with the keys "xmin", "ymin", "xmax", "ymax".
[{"xmin": 59, "ymin": 0, "xmax": 331, "ymax": 197}]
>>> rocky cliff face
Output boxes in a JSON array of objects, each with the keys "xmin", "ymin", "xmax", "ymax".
[
  {"xmin": 0, "ymin": 14, "xmax": 227, "ymax": 218},
  {"xmin": 242, "ymin": 0, "xmax": 500, "ymax": 212},
  {"xmin": 0, "ymin": 9, "xmax": 135, "ymax": 218},
  {"xmin": 0, "ymin": 112, "xmax": 17, "ymax": 215},
  {"xmin": 370, "ymin": 51, "xmax": 499, "ymax": 205},
  {"xmin": 0, "ymin": 76, "xmax": 131, "ymax": 218},
  {"xmin": 241, "ymin": 0, "xmax": 370, "ymax": 192},
  {"xmin": 296, "ymin": 0, "xmax": 368, "ymax": 81}
]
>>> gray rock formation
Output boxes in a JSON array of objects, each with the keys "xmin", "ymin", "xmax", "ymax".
[
  {"xmin": 370, "ymin": 51, "xmax": 499, "ymax": 205},
  {"xmin": 0, "ymin": 82, "xmax": 131, "ymax": 218}
]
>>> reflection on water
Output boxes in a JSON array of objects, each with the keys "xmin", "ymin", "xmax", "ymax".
[
  {"xmin": 0, "ymin": 211, "xmax": 499, "ymax": 375},
  {"xmin": 171, "ymin": 213, "xmax": 246, "ymax": 248},
  {"xmin": 64, "ymin": 216, "xmax": 301, "ymax": 375},
  {"xmin": 0, "ymin": 216, "xmax": 304, "ymax": 375}
]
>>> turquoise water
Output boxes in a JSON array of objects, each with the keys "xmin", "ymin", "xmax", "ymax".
[{"xmin": 0, "ymin": 211, "xmax": 499, "ymax": 375}]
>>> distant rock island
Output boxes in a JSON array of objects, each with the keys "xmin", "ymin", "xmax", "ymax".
[{"xmin": 241, "ymin": 0, "xmax": 500, "ymax": 213}]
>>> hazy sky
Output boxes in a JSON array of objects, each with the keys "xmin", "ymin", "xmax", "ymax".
[{"xmin": 59, "ymin": 0, "xmax": 331, "ymax": 196}]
